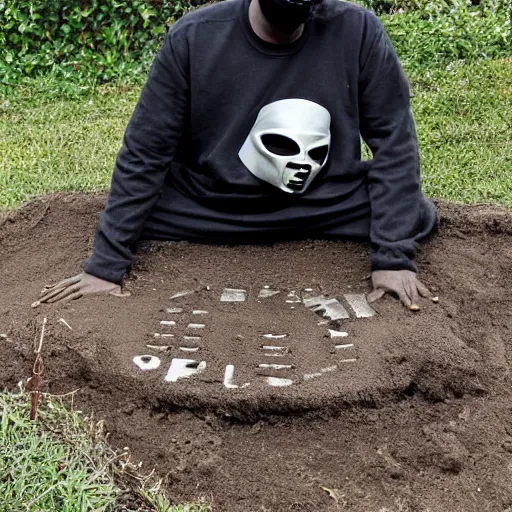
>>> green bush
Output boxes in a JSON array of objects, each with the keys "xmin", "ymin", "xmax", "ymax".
[
  {"xmin": 0, "ymin": 0, "xmax": 510, "ymax": 87},
  {"xmin": 383, "ymin": 0, "xmax": 512, "ymax": 70},
  {"xmin": 0, "ymin": 0, "xmax": 192, "ymax": 84}
]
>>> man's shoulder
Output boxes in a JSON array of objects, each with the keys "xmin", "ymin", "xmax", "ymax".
[{"xmin": 171, "ymin": 0, "xmax": 241, "ymax": 32}]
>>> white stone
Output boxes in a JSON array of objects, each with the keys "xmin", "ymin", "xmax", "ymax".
[
  {"xmin": 133, "ymin": 355, "xmax": 161, "ymax": 371},
  {"xmin": 258, "ymin": 288, "xmax": 280, "ymax": 298},
  {"xmin": 258, "ymin": 363, "xmax": 293, "ymax": 370},
  {"xmin": 335, "ymin": 343, "xmax": 354, "ymax": 349},
  {"xmin": 166, "ymin": 308, "xmax": 183, "ymax": 313},
  {"xmin": 266, "ymin": 377, "xmax": 293, "ymax": 387},
  {"xmin": 344, "ymin": 293, "xmax": 376, "ymax": 318},
  {"xmin": 329, "ymin": 329, "xmax": 349, "ymax": 338},
  {"xmin": 224, "ymin": 365, "xmax": 238, "ymax": 389},
  {"xmin": 146, "ymin": 344, "xmax": 171, "ymax": 352},
  {"xmin": 285, "ymin": 291, "xmax": 301, "ymax": 303},
  {"xmin": 187, "ymin": 323, "xmax": 205, "ymax": 329},
  {"xmin": 303, "ymin": 296, "xmax": 350, "ymax": 320},
  {"xmin": 220, "ymin": 288, "xmax": 247, "ymax": 302},
  {"xmin": 160, "ymin": 320, "xmax": 176, "ymax": 327},
  {"xmin": 165, "ymin": 359, "xmax": 206, "ymax": 382},
  {"xmin": 170, "ymin": 290, "xmax": 195, "ymax": 300}
]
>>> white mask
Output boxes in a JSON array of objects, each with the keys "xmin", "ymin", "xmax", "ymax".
[{"xmin": 239, "ymin": 99, "xmax": 331, "ymax": 194}]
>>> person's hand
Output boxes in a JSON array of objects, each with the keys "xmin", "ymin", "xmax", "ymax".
[
  {"xmin": 32, "ymin": 272, "xmax": 130, "ymax": 307},
  {"xmin": 367, "ymin": 270, "xmax": 438, "ymax": 311}
]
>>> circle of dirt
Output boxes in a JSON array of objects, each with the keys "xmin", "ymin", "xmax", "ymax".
[{"xmin": 0, "ymin": 194, "xmax": 509, "ymax": 421}]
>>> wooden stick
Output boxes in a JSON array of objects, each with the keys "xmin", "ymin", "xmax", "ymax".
[{"xmin": 28, "ymin": 317, "xmax": 46, "ymax": 421}]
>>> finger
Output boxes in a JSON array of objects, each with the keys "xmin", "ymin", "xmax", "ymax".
[
  {"xmin": 405, "ymin": 278, "xmax": 420, "ymax": 311},
  {"xmin": 44, "ymin": 284, "xmax": 82, "ymax": 304},
  {"xmin": 416, "ymin": 280, "xmax": 439, "ymax": 303},
  {"xmin": 40, "ymin": 283, "xmax": 66, "ymax": 295},
  {"xmin": 41, "ymin": 290, "xmax": 83, "ymax": 306},
  {"xmin": 64, "ymin": 291, "xmax": 83, "ymax": 302},
  {"xmin": 41, "ymin": 275, "xmax": 80, "ymax": 293},
  {"xmin": 367, "ymin": 288, "xmax": 385, "ymax": 303},
  {"xmin": 40, "ymin": 275, "xmax": 81, "ymax": 296},
  {"xmin": 395, "ymin": 283, "xmax": 412, "ymax": 309},
  {"xmin": 39, "ymin": 283, "xmax": 80, "ymax": 304}
]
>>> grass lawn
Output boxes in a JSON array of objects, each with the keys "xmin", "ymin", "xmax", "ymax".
[
  {"xmin": 0, "ymin": 392, "xmax": 211, "ymax": 512},
  {"xmin": 1, "ymin": 57, "xmax": 511, "ymax": 210}
]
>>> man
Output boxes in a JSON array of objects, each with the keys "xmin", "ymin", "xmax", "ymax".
[{"xmin": 34, "ymin": 0, "xmax": 439, "ymax": 310}]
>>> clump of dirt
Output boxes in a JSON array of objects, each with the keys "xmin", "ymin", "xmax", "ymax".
[{"xmin": 1, "ymin": 193, "xmax": 512, "ymax": 511}]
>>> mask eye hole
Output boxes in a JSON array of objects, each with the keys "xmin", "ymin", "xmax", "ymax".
[
  {"xmin": 308, "ymin": 145, "xmax": 329, "ymax": 164},
  {"xmin": 261, "ymin": 134, "xmax": 300, "ymax": 156}
]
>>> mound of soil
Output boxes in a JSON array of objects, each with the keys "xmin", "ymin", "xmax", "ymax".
[{"xmin": 1, "ymin": 193, "xmax": 512, "ymax": 511}]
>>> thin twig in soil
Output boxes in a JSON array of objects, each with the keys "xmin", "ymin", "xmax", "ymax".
[
  {"xmin": 27, "ymin": 317, "xmax": 47, "ymax": 421},
  {"xmin": 58, "ymin": 318, "xmax": 73, "ymax": 330}
]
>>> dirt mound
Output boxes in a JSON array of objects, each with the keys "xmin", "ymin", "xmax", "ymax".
[{"xmin": 1, "ymin": 193, "xmax": 512, "ymax": 511}]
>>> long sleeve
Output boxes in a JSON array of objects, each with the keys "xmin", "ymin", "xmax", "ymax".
[
  {"xmin": 359, "ymin": 15, "xmax": 423, "ymax": 272},
  {"xmin": 83, "ymin": 28, "xmax": 189, "ymax": 283}
]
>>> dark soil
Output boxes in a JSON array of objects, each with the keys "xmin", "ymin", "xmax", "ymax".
[{"xmin": 1, "ymin": 193, "xmax": 512, "ymax": 511}]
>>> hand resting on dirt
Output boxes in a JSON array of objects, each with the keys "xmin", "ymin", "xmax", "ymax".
[
  {"xmin": 32, "ymin": 272, "xmax": 130, "ymax": 307},
  {"xmin": 367, "ymin": 270, "xmax": 439, "ymax": 311}
]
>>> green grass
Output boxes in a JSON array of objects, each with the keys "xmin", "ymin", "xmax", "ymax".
[
  {"xmin": 412, "ymin": 58, "xmax": 512, "ymax": 206},
  {"xmin": 0, "ymin": 393, "xmax": 117, "ymax": 512},
  {"xmin": 0, "ymin": 392, "xmax": 210, "ymax": 512},
  {"xmin": 1, "ymin": 58, "xmax": 511, "ymax": 210},
  {"xmin": 0, "ymin": 83, "xmax": 139, "ymax": 208}
]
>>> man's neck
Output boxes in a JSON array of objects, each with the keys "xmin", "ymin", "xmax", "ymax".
[{"xmin": 248, "ymin": 0, "xmax": 304, "ymax": 44}]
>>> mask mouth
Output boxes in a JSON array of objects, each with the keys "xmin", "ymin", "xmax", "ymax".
[{"xmin": 284, "ymin": 163, "xmax": 312, "ymax": 191}]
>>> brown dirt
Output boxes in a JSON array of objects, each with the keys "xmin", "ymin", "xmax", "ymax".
[{"xmin": 1, "ymin": 193, "xmax": 512, "ymax": 511}]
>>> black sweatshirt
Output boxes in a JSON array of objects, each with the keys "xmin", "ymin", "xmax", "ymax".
[{"xmin": 83, "ymin": 0, "xmax": 437, "ymax": 284}]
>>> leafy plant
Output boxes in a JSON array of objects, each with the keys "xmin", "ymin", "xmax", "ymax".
[
  {"xmin": 382, "ymin": 0, "xmax": 512, "ymax": 71},
  {"xmin": 0, "ymin": 0, "xmax": 176, "ymax": 84},
  {"xmin": 0, "ymin": 0, "xmax": 510, "ymax": 87}
]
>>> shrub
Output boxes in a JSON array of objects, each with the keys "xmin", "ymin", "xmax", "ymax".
[
  {"xmin": 382, "ymin": 0, "xmax": 512, "ymax": 70},
  {"xmin": 0, "ymin": 0, "xmax": 510, "ymax": 86},
  {"xmin": 0, "ymin": 0, "xmax": 186, "ymax": 84}
]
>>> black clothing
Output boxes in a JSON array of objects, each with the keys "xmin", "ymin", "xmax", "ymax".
[{"xmin": 84, "ymin": 0, "xmax": 437, "ymax": 284}]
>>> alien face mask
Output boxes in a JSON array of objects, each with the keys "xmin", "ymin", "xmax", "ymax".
[{"xmin": 239, "ymin": 99, "xmax": 331, "ymax": 194}]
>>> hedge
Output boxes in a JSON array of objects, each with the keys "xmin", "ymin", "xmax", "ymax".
[{"xmin": 0, "ymin": 0, "xmax": 510, "ymax": 84}]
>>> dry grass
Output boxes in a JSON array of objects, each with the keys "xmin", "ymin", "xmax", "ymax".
[{"xmin": 0, "ymin": 390, "xmax": 210, "ymax": 512}]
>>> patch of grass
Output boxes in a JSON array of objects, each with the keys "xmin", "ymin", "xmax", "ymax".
[
  {"xmin": 0, "ymin": 58, "xmax": 511, "ymax": 209},
  {"xmin": 0, "ymin": 391, "xmax": 117, "ymax": 511},
  {"xmin": 382, "ymin": 0, "xmax": 512, "ymax": 72},
  {"xmin": 0, "ymin": 391, "xmax": 210, "ymax": 512},
  {"xmin": 0, "ymin": 84, "xmax": 139, "ymax": 208},
  {"xmin": 412, "ymin": 58, "xmax": 512, "ymax": 206}
]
